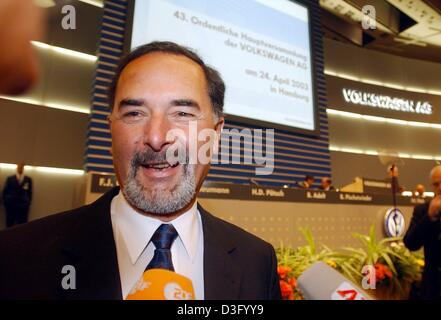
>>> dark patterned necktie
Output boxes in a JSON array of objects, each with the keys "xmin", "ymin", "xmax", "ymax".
[{"xmin": 145, "ymin": 224, "xmax": 178, "ymax": 271}]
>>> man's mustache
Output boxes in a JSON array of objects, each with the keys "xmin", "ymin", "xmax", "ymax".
[{"xmin": 131, "ymin": 146, "xmax": 189, "ymax": 168}]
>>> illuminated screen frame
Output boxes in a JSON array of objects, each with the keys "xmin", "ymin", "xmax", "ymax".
[{"xmin": 123, "ymin": 0, "xmax": 320, "ymax": 136}]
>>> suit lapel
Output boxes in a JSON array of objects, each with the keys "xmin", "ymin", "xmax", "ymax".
[
  {"xmin": 59, "ymin": 193, "xmax": 242, "ymax": 299},
  {"xmin": 61, "ymin": 188, "xmax": 122, "ymax": 300},
  {"xmin": 14, "ymin": 175, "xmax": 27, "ymax": 187},
  {"xmin": 199, "ymin": 204, "xmax": 242, "ymax": 300}
]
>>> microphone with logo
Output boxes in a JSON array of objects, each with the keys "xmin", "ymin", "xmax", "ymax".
[
  {"xmin": 126, "ymin": 269, "xmax": 195, "ymax": 300},
  {"xmin": 297, "ymin": 262, "xmax": 373, "ymax": 300}
]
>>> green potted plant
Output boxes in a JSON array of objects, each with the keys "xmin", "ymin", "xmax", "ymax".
[{"xmin": 276, "ymin": 225, "xmax": 423, "ymax": 300}]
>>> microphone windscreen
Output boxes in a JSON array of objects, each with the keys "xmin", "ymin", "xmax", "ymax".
[
  {"xmin": 297, "ymin": 262, "xmax": 372, "ymax": 300},
  {"xmin": 126, "ymin": 269, "xmax": 195, "ymax": 300}
]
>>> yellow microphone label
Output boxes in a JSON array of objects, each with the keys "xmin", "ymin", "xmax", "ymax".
[{"xmin": 126, "ymin": 269, "xmax": 195, "ymax": 300}]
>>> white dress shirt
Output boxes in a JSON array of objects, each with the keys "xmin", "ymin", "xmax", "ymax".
[
  {"xmin": 16, "ymin": 174, "xmax": 24, "ymax": 184},
  {"xmin": 110, "ymin": 191, "xmax": 205, "ymax": 300}
]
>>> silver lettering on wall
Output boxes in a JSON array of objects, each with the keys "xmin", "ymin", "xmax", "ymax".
[
  {"xmin": 200, "ymin": 187, "xmax": 231, "ymax": 194},
  {"xmin": 339, "ymin": 193, "xmax": 373, "ymax": 202},
  {"xmin": 342, "ymin": 88, "xmax": 432, "ymax": 115},
  {"xmin": 363, "ymin": 180, "xmax": 391, "ymax": 188},
  {"xmin": 306, "ymin": 191, "xmax": 327, "ymax": 200},
  {"xmin": 251, "ymin": 188, "xmax": 285, "ymax": 197}
]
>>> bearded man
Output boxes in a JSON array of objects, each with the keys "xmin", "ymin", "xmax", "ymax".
[{"xmin": 0, "ymin": 41, "xmax": 281, "ymax": 300}]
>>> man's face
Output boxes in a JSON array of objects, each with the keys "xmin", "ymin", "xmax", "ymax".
[
  {"xmin": 110, "ymin": 53, "xmax": 223, "ymax": 216},
  {"xmin": 431, "ymin": 168, "xmax": 441, "ymax": 196},
  {"xmin": 415, "ymin": 184, "xmax": 425, "ymax": 195},
  {"xmin": 17, "ymin": 163, "xmax": 24, "ymax": 175}
]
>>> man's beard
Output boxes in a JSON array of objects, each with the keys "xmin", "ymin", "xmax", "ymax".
[{"xmin": 122, "ymin": 148, "xmax": 196, "ymax": 215}]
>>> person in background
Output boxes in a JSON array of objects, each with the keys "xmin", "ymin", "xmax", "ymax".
[
  {"xmin": 387, "ymin": 164, "xmax": 401, "ymax": 194},
  {"xmin": 414, "ymin": 184, "xmax": 426, "ymax": 198},
  {"xmin": 2, "ymin": 162, "xmax": 33, "ymax": 227},
  {"xmin": 0, "ymin": 0, "xmax": 44, "ymax": 95},
  {"xmin": 318, "ymin": 177, "xmax": 335, "ymax": 191},
  {"xmin": 404, "ymin": 165, "xmax": 441, "ymax": 300},
  {"xmin": 297, "ymin": 175, "xmax": 314, "ymax": 189}
]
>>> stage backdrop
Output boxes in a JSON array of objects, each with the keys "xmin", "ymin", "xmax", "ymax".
[{"xmin": 85, "ymin": 0, "xmax": 331, "ymax": 187}]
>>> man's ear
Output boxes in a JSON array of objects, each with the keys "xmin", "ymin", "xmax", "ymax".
[
  {"xmin": 214, "ymin": 116, "xmax": 224, "ymax": 134},
  {"xmin": 212, "ymin": 117, "xmax": 224, "ymax": 154}
]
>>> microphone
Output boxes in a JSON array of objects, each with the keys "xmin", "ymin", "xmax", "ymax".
[
  {"xmin": 126, "ymin": 269, "xmax": 195, "ymax": 300},
  {"xmin": 249, "ymin": 178, "xmax": 260, "ymax": 186},
  {"xmin": 297, "ymin": 262, "xmax": 373, "ymax": 300}
]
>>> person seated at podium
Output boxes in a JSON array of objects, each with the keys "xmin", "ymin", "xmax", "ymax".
[
  {"xmin": 414, "ymin": 184, "xmax": 426, "ymax": 198},
  {"xmin": 297, "ymin": 175, "xmax": 314, "ymax": 189},
  {"xmin": 318, "ymin": 177, "xmax": 335, "ymax": 191}
]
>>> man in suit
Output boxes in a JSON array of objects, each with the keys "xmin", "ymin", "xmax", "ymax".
[
  {"xmin": 404, "ymin": 165, "xmax": 441, "ymax": 300},
  {"xmin": 318, "ymin": 177, "xmax": 335, "ymax": 191},
  {"xmin": 413, "ymin": 184, "xmax": 426, "ymax": 198},
  {"xmin": 2, "ymin": 162, "xmax": 33, "ymax": 227},
  {"xmin": 0, "ymin": 41, "xmax": 281, "ymax": 300},
  {"xmin": 297, "ymin": 175, "xmax": 314, "ymax": 189}
]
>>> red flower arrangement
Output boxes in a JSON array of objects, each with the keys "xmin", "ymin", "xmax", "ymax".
[
  {"xmin": 363, "ymin": 263, "xmax": 393, "ymax": 286},
  {"xmin": 277, "ymin": 266, "xmax": 300, "ymax": 300},
  {"xmin": 374, "ymin": 263, "xmax": 393, "ymax": 282}
]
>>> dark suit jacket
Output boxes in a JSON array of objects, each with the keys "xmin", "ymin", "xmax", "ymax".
[
  {"xmin": 403, "ymin": 202, "xmax": 441, "ymax": 300},
  {"xmin": 2, "ymin": 175, "xmax": 32, "ymax": 208},
  {"xmin": 0, "ymin": 187, "xmax": 281, "ymax": 300},
  {"xmin": 296, "ymin": 181, "xmax": 310, "ymax": 189}
]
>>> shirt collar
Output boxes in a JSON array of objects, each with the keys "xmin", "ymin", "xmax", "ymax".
[
  {"xmin": 112, "ymin": 191, "xmax": 200, "ymax": 265},
  {"xmin": 172, "ymin": 199, "xmax": 200, "ymax": 263}
]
